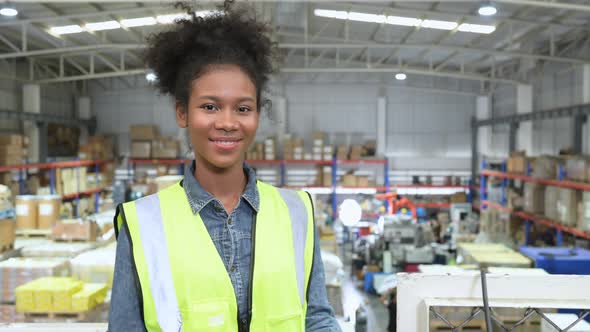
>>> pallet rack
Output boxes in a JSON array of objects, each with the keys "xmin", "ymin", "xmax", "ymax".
[
  {"xmin": 479, "ymin": 160, "xmax": 590, "ymax": 244},
  {"xmin": 0, "ymin": 159, "xmax": 112, "ymax": 217}
]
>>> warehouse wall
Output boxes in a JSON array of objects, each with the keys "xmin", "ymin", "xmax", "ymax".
[
  {"xmin": 91, "ymin": 80, "xmax": 476, "ymax": 172},
  {"xmin": 490, "ymin": 63, "xmax": 585, "ymax": 158}
]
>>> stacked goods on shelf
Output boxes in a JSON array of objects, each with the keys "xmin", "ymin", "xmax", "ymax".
[
  {"xmin": 479, "ymin": 209, "xmax": 511, "ymax": 244},
  {"xmin": 15, "ymin": 277, "xmax": 107, "ymax": 314},
  {"xmin": 336, "ymin": 145, "xmax": 348, "ymax": 160},
  {"xmin": 246, "ymin": 142, "xmax": 264, "ymax": 160},
  {"xmin": 51, "ymin": 219, "xmax": 100, "ymax": 242},
  {"xmin": 0, "ymin": 134, "xmax": 29, "ymax": 166},
  {"xmin": 450, "ymin": 192, "xmax": 467, "ymax": 204},
  {"xmin": 130, "ymin": 125, "xmax": 159, "ymax": 159},
  {"xmin": 506, "ymin": 151, "xmax": 530, "ymax": 174},
  {"xmin": 532, "ymin": 156, "xmax": 560, "ymax": 179},
  {"xmin": 312, "ymin": 132, "xmax": 330, "ymax": 161},
  {"xmin": 565, "ymin": 156, "xmax": 590, "ymax": 182},
  {"xmin": 152, "ymin": 137, "xmax": 180, "ymax": 159},
  {"xmin": 37, "ymin": 195, "xmax": 61, "ymax": 230},
  {"xmin": 579, "ymin": 192, "xmax": 590, "ymax": 232},
  {"xmin": 524, "ymin": 183, "xmax": 544, "ymax": 214},
  {"xmin": 544, "ymin": 186, "xmax": 559, "ymax": 220},
  {"xmin": 0, "ymin": 258, "xmax": 70, "ymax": 303},
  {"xmin": 56, "ymin": 167, "xmax": 87, "ymax": 196},
  {"xmin": 78, "ymin": 135, "xmax": 114, "ymax": 161},
  {"xmin": 282, "ymin": 135, "xmax": 304, "ymax": 160},
  {"xmin": 264, "ymin": 137, "xmax": 276, "ymax": 160},
  {"xmin": 70, "ymin": 243, "xmax": 116, "ymax": 289},
  {"xmin": 507, "ymin": 189, "xmax": 524, "ymax": 210},
  {"xmin": 557, "ymin": 188, "xmax": 581, "ymax": 227}
]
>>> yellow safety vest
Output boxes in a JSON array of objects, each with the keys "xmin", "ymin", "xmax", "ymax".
[{"xmin": 115, "ymin": 180, "xmax": 315, "ymax": 332}]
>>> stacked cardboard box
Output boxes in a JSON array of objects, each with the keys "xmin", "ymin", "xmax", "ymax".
[
  {"xmin": 311, "ymin": 132, "xmax": 326, "ymax": 161},
  {"xmin": 0, "ymin": 258, "xmax": 70, "ymax": 303},
  {"xmin": 52, "ymin": 219, "xmax": 99, "ymax": 242},
  {"xmin": 130, "ymin": 125, "xmax": 159, "ymax": 159},
  {"xmin": 507, "ymin": 151, "xmax": 528, "ymax": 174},
  {"xmin": 56, "ymin": 167, "xmax": 87, "ymax": 196},
  {"xmin": 450, "ymin": 192, "xmax": 467, "ymax": 204},
  {"xmin": 264, "ymin": 137, "xmax": 276, "ymax": 160},
  {"xmin": 341, "ymin": 173, "xmax": 357, "ymax": 187},
  {"xmin": 533, "ymin": 156, "xmax": 560, "ymax": 179},
  {"xmin": 70, "ymin": 243, "xmax": 116, "ymax": 289},
  {"xmin": 556, "ymin": 188, "xmax": 581, "ymax": 226},
  {"xmin": 0, "ymin": 134, "xmax": 28, "ymax": 166},
  {"xmin": 336, "ymin": 145, "xmax": 348, "ymax": 160},
  {"xmin": 78, "ymin": 135, "xmax": 115, "ymax": 161},
  {"xmin": 578, "ymin": 192, "xmax": 590, "ymax": 232},
  {"xmin": 283, "ymin": 135, "xmax": 304, "ymax": 160},
  {"xmin": 524, "ymin": 183, "xmax": 545, "ymax": 214},
  {"xmin": 565, "ymin": 156, "xmax": 590, "ymax": 182},
  {"xmin": 152, "ymin": 137, "xmax": 180, "ymax": 159},
  {"xmin": 349, "ymin": 145, "xmax": 363, "ymax": 160},
  {"xmin": 545, "ymin": 186, "xmax": 559, "ymax": 220}
]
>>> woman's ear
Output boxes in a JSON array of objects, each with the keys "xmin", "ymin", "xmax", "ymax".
[{"xmin": 176, "ymin": 101, "xmax": 188, "ymax": 128}]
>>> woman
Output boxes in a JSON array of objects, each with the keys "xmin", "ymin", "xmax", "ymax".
[{"xmin": 108, "ymin": 2, "xmax": 340, "ymax": 332}]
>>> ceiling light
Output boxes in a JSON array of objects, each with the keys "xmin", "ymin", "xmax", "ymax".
[
  {"xmin": 121, "ymin": 16, "xmax": 157, "ymax": 28},
  {"xmin": 386, "ymin": 16, "xmax": 422, "ymax": 27},
  {"xmin": 146, "ymin": 72, "xmax": 157, "ymax": 82},
  {"xmin": 85, "ymin": 20, "xmax": 121, "ymax": 32},
  {"xmin": 49, "ymin": 25, "xmax": 84, "ymax": 35},
  {"xmin": 0, "ymin": 7, "xmax": 18, "ymax": 17},
  {"xmin": 195, "ymin": 10, "xmax": 218, "ymax": 17},
  {"xmin": 314, "ymin": 9, "xmax": 348, "ymax": 20},
  {"xmin": 478, "ymin": 3, "xmax": 497, "ymax": 16},
  {"xmin": 458, "ymin": 23, "xmax": 496, "ymax": 34},
  {"xmin": 348, "ymin": 11, "xmax": 386, "ymax": 24},
  {"xmin": 421, "ymin": 19, "xmax": 458, "ymax": 30},
  {"xmin": 395, "ymin": 73, "xmax": 407, "ymax": 81},
  {"xmin": 156, "ymin": 13, "xmax": 189, "ymax": 24}
]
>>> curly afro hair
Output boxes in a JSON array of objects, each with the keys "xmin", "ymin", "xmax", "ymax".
[{"xmin": 144, "ymin": 1, "xmax": 274, "ymax": 111}]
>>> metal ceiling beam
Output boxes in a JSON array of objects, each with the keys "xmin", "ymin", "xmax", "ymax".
[
  {"xmin": 281, "ymin": 67, "xmax": 523, "ymax": 85},
  {"xmin": 0, "ymin": 44, "xmax": 143, "ymax": 59},
  {"xmin": 35, "ymin": 68, "xmax": 146, "ymax": 84},
  {"xmin": 495, "ymin": 0, "xmax": 590, "ymax": 13},
  {"xmin": 278, "ymin": 42, "xmax": 589, "ymax": 65}
]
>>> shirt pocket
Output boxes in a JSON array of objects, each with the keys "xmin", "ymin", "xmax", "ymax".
[
  {"xmin": 265, "ymin": 310, "xmax": 303, "ymax": 332},
  {"xmin": 180, "ymin": 300, "xmax": 233, "ymax": 332}
]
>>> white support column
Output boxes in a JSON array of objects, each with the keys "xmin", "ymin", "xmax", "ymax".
[
  {"xmin": 476, "ymin": 95, "xmax": 492, "ymax": 157},
  {"xmin": 583, "ymin": 65, "xmax": 590, "ymax": 153},
  {"xmin": 516, "ymin": 84, "xmax": 534, "ymax": 155},
  {"xmin": 377, "ymin": 96, "xmax": 387, "ymax": 157},
  {"xmin": 22, "ymin": 84, "xmax": 40, "ymax": 163},
  {"xmin": 273, "ymin": 96, "xmax": 287, "ymax": 153}
]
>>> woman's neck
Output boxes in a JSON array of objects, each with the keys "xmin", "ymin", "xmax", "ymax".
[{"xmin": 194, "ymin": 157, "xmax": 247, "ymax": 213}]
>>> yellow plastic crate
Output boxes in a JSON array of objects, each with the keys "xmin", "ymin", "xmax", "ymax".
[
  {"xmin": 16, "ymin": 277, "xmax": 83, "ymax": 313},
  {"xmin": 72, "ymin": 283, "xmax": 108, "ymax": 312}
]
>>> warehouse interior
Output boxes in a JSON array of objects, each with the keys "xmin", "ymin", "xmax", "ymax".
[{"xmin": 0, "ymin": 0, "xmax": 590, "ymax": 331}]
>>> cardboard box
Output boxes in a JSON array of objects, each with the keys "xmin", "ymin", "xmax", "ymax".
[
  {"xmin": 51, "ymin": 219, "xmax": 99, "ymax": 242},
  {"xmin": 312, "ymin": 146, "xmax": 322, "ymax": 154},
  {"xmin": 313, "ymin": 153, "xmax": 322, "ymax": 161},
  {"xmin": 342, "ymin": 174, "xmax": 357, "ymax": 187},
  {"xmin": 524, "ymin": 183, "xmax": 545, "ymax": 214},
  {"xmin": 131, "ymin": 141, "xmax": 151, "ymax": 159},
  {"xmin": 578, "ymin": 192, "xmax": 590, "ymax": 232},
  {"xmin": 566, "ymin": 157, "xmax": 590, "ymax": 182},
  {"xmin": 450, "ymin": 192, "xmax": 467, "ymax": 204},
  {"xmin": 323, "ymin": 153, "xmax": 333, "ymax": 161},
  {"xmin": 357, "ymin": 176, "xmax": 369, "ymax": 187},
  {"xmin": 545, "ymin": 186, "xmax": 559, "ymax": 220},
  {"xmin": 322, "ymin": 167, "xmax": 332, "ymax": 187},
  {"xmin": 557, "ymin": 188, "xmax": 581, "ymax": 226},
  {"xmin": 507, "ymin": 156, "xmax": 528, "ymax": 174},
  {"xmin": 152, "ymin": 138, "xmax": 179, "ymax": 159},
  {"xmin": 350, "ymin": 145, "xmax": 363, "ymax": 160},
  {"xmin": 0, "ymin": 135, "xmax": 23, "ymax": 146},
  {"xmin": 130, "ymin": 125, "xmax": 159, "ymax": 141},
  {"xmin": 312, "ymin": 131, "xmax": 326, "ymax": 142},
  {"xmin": 0, "ymin": 219, "xmax": 16, "ymax": 252},
  {"xmin": 533, "ymin": 156, "xmax": 560, "ymax": 180}
]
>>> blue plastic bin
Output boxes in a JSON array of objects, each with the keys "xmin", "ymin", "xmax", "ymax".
[{"xmin": 519, "ymin": 247, "xmax": 590, "ymax": 275}]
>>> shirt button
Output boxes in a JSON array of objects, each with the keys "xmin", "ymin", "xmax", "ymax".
[
  {"xmin": 228, "ymin": 218, "xmax": 233, "ymax": 225},
  {"xmin": 231, "ymin": 265, "xmax": 236, "ymax": 273}
]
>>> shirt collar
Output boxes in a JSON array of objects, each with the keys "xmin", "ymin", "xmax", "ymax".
[{"xmin": 182, "ymin": 160, "xmax": 260, "ymax": 214}]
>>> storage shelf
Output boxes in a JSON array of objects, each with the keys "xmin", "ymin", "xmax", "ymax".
[
  {"xmin": 129, "ymin": 158, "xmax": 187, "ymax": 165},
  {"xmin": 61, "ymin": 187, "xmax": 104, "ymax": 200},
  {"xmin": 337, "ymin": 159, "xmax": 387, "ymax": 165},
  {"xmin": 481, "ymin": 200, "xmax": 590, "ymax": 240},
  {"xmin": 481, "ymin": 170, "xmax": 590, "ymax": 191},
  {"xmin": 415, "ymin": 202, "xmax": 451, "ymax": 208},
  {"xmin": 392, "ymin": 184, "xmax": 469, "ymax": 189},
  {"xmin": 0, "ymin": 159, "xmax": 112, "ymax": 173}
]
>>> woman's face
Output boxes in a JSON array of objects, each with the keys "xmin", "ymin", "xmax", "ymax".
[{"xmin": 177, "ymin": 64, "xmax": 259, "ymax": 171}]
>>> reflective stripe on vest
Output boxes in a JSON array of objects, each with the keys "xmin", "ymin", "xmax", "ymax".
[{"xmin": 118, "ymin": 181, "xmax": 314, "ymax": 332}]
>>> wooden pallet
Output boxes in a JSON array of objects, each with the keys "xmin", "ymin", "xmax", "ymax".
[
  {"xmin": 16, "ymin": 229, "xmax": 52, "ymax": 238},
  {"xmin": 22, "ymin": 311, "xmax": 87, "ymax": 320}
]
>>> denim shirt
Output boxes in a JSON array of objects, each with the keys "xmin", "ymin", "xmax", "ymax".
[{"xmin": 108, "ymin": 162, "xmax": 341, "ymax": 331}]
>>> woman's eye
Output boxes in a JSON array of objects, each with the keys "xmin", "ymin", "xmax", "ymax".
[
  {"xmin": 202, "ymin": 104, "xmax": 217, "ymax": 112},
  {"xmin": 238, "ymin": 106, "xmax": 251, "ymax": 113}
]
